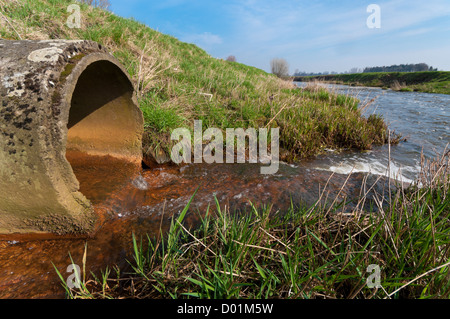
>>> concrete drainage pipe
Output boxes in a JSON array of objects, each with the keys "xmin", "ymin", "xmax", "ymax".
[{"xmin": 0, "ymin": 40, "xmax": 144, "ymax": 234}]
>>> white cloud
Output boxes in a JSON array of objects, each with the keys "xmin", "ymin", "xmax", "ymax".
[
  {"xmin": 183, "ymin": 32, "xmax": 223, "ymax": 48},
  {"xmin": 398, "ymin": 27, "xmax": 435, "ymax": 37}
]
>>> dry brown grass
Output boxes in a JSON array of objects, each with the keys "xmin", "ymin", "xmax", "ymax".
[{"xmin": 390, "ymin": 79, "xmax": 407, "ymax": 91}]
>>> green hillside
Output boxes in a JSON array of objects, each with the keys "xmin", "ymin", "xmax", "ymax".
[{"xmin": 0, "ymin": 0, "xmax": 393, "ymax": 162}]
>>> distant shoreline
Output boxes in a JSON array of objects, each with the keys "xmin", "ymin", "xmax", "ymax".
[{"xmin": 293, "ymin": 71, "xmax": 450, "ymax": 95}]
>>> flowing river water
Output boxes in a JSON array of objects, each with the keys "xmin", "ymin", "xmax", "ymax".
[
  {"xmin": 0, "ymin": 83, "xmax": 448, "ymax": 298},
  {"xmin": 297, "ymin": 82, "xmax": 450, "ymax": 183}
]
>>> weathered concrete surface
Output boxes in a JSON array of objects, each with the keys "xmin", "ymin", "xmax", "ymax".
[{"xmin": 0, "ymin": 40, "xmax": 144, "ymax": 234}]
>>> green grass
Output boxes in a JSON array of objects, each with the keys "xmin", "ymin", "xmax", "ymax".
[
  {"xmin": 295, "ymin": 72, "xmax": 450, "ymax": 95},
  {"xmin": 0, "ymin": 0, "xmax": 396, "ymax": 161},
  {"xmin": 58, "ymin": 152, "xmax": 450, "ymax": 299}
]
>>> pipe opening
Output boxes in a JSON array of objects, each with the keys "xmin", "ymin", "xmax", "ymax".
[
  {"xmin": 0, "ymin": 40, "xmax": 145, "ymax": 234},
  {"xmin": 65, "ymin": 60, "xmax": 142, "ymax": 203},
  {"xmin": 66, "ymin": 60, "xmax": 140, "ymax": 158}
]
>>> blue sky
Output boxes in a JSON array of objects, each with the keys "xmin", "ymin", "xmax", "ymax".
[{"xmin": 109, "ymin": 0, "xmax": 450, "ymax": 74}]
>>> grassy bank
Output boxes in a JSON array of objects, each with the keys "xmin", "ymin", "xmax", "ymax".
[
  {"xmin": 58, "ymin": 151, "xmax": 450, "ymax": 299},
  {"xmin": 295, "ymin": 71, "xmax": 450, "ymax": 95},
  {"xmin": 1, "ymin": 0, "xmax": 394, "ymax": 161}
]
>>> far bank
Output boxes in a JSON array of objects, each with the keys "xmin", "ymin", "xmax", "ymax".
[{"xmin": 293, "ymin": 71, "xmax": 450, "ymax": 95}]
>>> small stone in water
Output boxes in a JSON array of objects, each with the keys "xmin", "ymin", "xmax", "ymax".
[{"xmin": 132, "ymin": 175, "xmax": 149, "ymax": 190}]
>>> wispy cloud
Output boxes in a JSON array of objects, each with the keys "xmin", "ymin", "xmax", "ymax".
[
  {"xmin": 182, "ymin": 32, "xmax": 223, "ymax": 48},
  {"xmin": 397, "ymin": 27, "xmax": 435, "ymax": 37},
  {"xmin": 222, "ymin": 0, "xmax": 450, "ymax": 71},
  {"xmin": 229, "ymin": 0, "xmax": 449, "ymax": 48}
]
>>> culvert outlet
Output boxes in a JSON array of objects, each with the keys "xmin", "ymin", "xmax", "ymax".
[{"xmin": 0, "ymin": 40, "xmax": 144, "ymax": 234}]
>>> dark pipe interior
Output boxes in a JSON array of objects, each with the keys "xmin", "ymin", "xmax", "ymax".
[
  {"xmin": 67, "ymin": 60, "xmax": 132, "ymax": 130},
  {"xmin": 66, "ymin": 60, "xmax": 139, "ymax": 159},
  {"xmin": 65, "ymin": 60, "xmax": 142, "ymax": 202}
]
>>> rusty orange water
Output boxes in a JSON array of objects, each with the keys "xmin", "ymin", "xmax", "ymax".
[{"xmin": 0, "ymin": 155, "xmax": 386, "ymax": 298}]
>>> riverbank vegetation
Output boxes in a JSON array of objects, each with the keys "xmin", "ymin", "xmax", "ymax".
[
  {"xmin": 1, "ymin": 0, "xmax": 396, "ymax": 162},
  {"xmin": 295, "ymin": 71, "xmax": 450, "ymax": 95},
  {"xmin": 57, "ymin": 150, "xmax": 450, "ymax": 299}
]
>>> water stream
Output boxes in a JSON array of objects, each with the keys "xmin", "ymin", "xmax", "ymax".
[
  {"xmin": 296, "ymin": 82, "xmax": 450, "ymax": 183},
  {"xmin": 0, "ymin": 83, "xmax": 448, "ymax": 298}
]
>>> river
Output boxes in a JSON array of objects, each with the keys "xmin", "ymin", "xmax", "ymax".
[
  {"xmin": 296, "ymin": 82, "xmax": 449, "ymax": 184},
  {"xmin": 0, "ymin": 83, "xmax": 448, "ymax": 298}
]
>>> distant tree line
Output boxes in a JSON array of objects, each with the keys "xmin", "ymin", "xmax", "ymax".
[
  {"xmin": 293, "ymin": 63, "xmax": 438, "ymax": 77},
  {"xmin": 293, "ymin": 67, "xmax": 363, "ymax": 77},
  {"xmin": 363, "ymin": 63, "xmax": 437, "ymax": 73}
]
